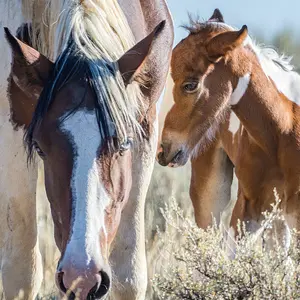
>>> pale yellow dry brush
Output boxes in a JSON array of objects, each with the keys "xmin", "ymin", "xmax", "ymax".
[{"xmin": 152, "ymin": 189, "xmax": 300, "ymax": 300}]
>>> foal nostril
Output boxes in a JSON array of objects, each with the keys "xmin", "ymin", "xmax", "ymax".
[{"xmin": 88, "ymin": 271, "xmax": 111, "ymax": 298}]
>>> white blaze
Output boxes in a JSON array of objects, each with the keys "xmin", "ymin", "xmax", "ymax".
[{"xmin": 60, "ymin": 109, "xmax": 110, "ymax": 267}]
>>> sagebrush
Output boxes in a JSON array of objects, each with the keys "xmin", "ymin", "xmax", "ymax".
[{"xmin": 153, "ymin": 193, "xmax": 300, "ymax": 300}]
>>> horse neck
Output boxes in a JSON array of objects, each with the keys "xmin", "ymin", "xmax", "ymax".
[{"xmin": 231, "ymin": 64, "xmax": 295, "ymax": 157}]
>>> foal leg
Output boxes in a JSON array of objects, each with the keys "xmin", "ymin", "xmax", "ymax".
[
  {"xmin": 190, "ymin": 138, "xmax": 234, "ymax": 229},
  {"xmin": 109, "ymin": 120, "xmax": 158, "ymax": 300},
  {"xmin": 0, "ymin": 130, "xmax": 42, "ymax": 300},
  {"xmin": 228, "ymin": 187, "xmax": 246, "ymax": 256},
  {"xmin": 230, "ymin": 187, "xmax": 245, "ymax": 233},
  {"xmin": 230, "ymin": 190, "xmax": 290, "ymax": 252},
  {"xmin": 279, "ymin": 192, "xmax": 300, "ymax": 251},
  {"xmin": 262, "ymin": 218, "xmax": 291, "ymax": 252}
]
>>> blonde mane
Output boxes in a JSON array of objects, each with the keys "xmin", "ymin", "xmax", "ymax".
[
  {"xmin": 22, "ymin": 0, "xmax": 143, "ymax": 145},
  {"xmin": 23, "ymin": 0, "xmax": 135, "ymax": 60}
]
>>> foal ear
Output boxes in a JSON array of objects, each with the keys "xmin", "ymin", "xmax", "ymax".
[
  {"xmin": 117, "ymin": 20, "xmax": 166, "ymax": 85},
  {"xmin": 208, "ymin": 8, "xmax": 225, "ymax": 23},
  {"xmin": 206, "ymin": 25, "xmax": 248, "ymax": 62},
  {"xmin": 4, "ymin": 27, "xmax": 53, "ymax": 101}
]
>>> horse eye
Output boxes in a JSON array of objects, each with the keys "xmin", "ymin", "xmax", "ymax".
[
  {"xmin": 119, "ymin": 138, "xmax": 133, "ymax": 155},
  {"xmin": 182, "ymin": 81, "xmax": 199, "ymax": 93},
  {"xmin": 33, "ymin": 142, "xmax": 45, "ymax": 158}
]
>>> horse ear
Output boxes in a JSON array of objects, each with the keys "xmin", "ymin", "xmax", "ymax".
[
  {"xmin": 206, "ymin": 25, "xmax": 248, "ymax": 62},
  {"xmin": 117, "ymin": 20, "xmax": 166, "ymax": 85},
  {"xmin": 4, "ymin": 27, "xmax": 53, "ymax": 101},
  {"xmin": 208, "ymin": 8, "xmax": 225, "ymax": 23}
]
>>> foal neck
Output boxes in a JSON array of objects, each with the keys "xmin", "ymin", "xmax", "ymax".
[{"xmin": 231, "ymin": 60, "xmax": 296, "ymax": 157}]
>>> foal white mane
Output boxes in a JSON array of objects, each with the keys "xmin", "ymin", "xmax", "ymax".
[
  {"xmin": 246, "ymin": 37, "xmax": 300, "ymax": 105},
  {"xmin": 22, "ymin": 0, "xmax": 143, "ymax": 143},
  {"xmin": 209, "ymin": 22, "xmax": 294, "ymax": 71},
  {"xmin": 208, "ymin": 21, "xmax": 300, "ymax": 105}
]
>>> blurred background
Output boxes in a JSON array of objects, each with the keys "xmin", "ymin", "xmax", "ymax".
[
  {"xmin": 168, "ymin": 0, "xmax": 300, "ymax": 69},
  {"xmin": 17, "ymin": 1, "xmax": 300, "ymax": 299}
]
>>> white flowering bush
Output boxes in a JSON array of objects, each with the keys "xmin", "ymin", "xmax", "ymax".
[{"xmin": 152, "ymin": 191, "xmax": 300, "ymax": 300}]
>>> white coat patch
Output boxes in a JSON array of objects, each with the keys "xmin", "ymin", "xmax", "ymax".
[
  {"xmin": 229, "ymin": 73, "xmax": 251, "ymax": 106},
  {"xmin": 228, "ymin": 111, "xmax": 240, "ymax": 135}
]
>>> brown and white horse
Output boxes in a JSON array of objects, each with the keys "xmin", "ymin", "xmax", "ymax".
[
  {"xmin": 157, "ymin": 9, "xmax": 300, "ymax": 250},
  {"xmin": 1, "ymin": 0, "xmax": 173, "ymax": 299}
]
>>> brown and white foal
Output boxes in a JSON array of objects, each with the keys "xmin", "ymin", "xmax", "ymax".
[{"xmin": 158, "ymin": 9, "xmax": 300, "ymax": 249}]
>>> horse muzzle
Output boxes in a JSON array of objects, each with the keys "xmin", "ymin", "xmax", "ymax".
[{"xmin": 56, "ymin": 262, "xmax": 111, "ymax": 299}]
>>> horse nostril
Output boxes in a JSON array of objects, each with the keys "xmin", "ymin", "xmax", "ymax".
[
  {"xmin": 56, "ymin": 272, "xmax": 76, "ymax": 299},
  {"xmin": 89, "ymin": 270, "xmax": 111, "ymax": 298},
  {"xmin": 100, "ymin": 270, "xmax": 110, "ymax": 294},
  {"xmin": 57, "ymin": 272, "xmax": 67, "ymax": 293},
  {"xmin": 89, "ymin": 282, "xmax": 101, "ymax": 297}
]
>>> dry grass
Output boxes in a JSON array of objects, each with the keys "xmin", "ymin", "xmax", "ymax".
[{"xmin": 145, "ymin": 162, "xmax": 194, "ymax": 299}]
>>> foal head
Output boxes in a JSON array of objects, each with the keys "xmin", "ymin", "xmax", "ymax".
[
  {"xmin": 5, "ymin": 21, "xmax": 164, "ymax": 299},
  {"xmin": 157, "ymin": 9, "xmax": 251, "ymax": 167}
]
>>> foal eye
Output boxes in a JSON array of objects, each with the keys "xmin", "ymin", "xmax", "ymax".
[
  {"xmin": 119, "ymin": 138, "xmax": 133, "ymax": 156},
  {"xmin": 182, "ymin": 81, "xmax": 199, "ymax": 93},
  {"xmin": 33, "ymin": 142, "xmax": 45, "ymax": 158}
]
